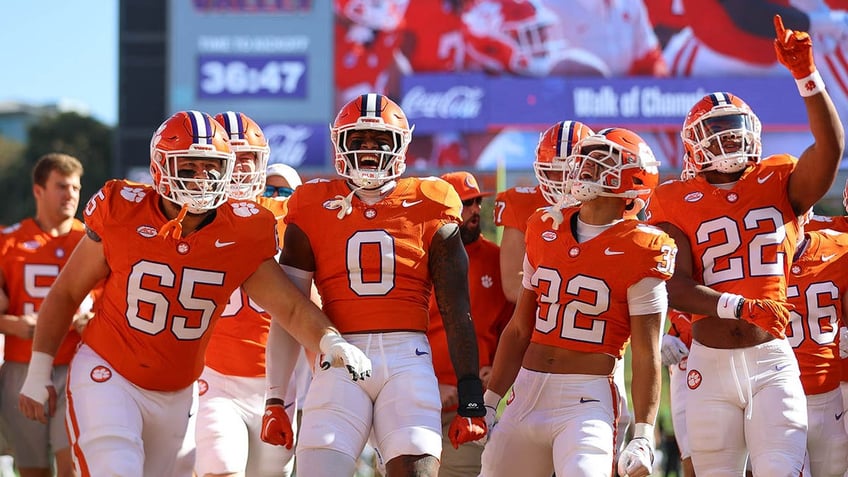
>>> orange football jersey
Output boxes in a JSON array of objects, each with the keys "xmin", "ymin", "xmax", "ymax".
[
  {"xmin": 493, "ymin": 186, "xmax": 548, "ymax": 233},
  {"xmin": 647, "ymin": 155, "xmax": 800, "ymax": 324},
  {"xmin": 0, "ymin": 218, "xmax": 83, "ymax": 364},
  {"xmin": 667, "ymin": 309, "xmax": 693, "ymax": 349},
  {"xmin": 203, "ymin": 196, "xmax": 288, "ymax": 378},
  {"xmin": 786, "ymin": 230, "xmax": 848, "ymax": 395},
  {"xmin": 524, "ymin": 208, "xmax": 677, "ymax": 358},
  {"xmin": 285, "ymin": 177, "xmax": 461, "ymax": 333},
  {"xmin": 82, "ymin": 180, "xmax": 278, "ymax": 391},
  {"xmin": 427, "ymin": 235, "xmax": 514, "ymax": 389},
  {"xmin": 805, "ymin": 215, "xmax": 848, "ymax": 383},
  {"xmin": 807, "ymin": 214, "xmax": 848, "ymax": 233}
]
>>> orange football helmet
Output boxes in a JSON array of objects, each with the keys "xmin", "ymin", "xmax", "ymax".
[
  {"xmin": 331, "ymin": 93, "xmax": 413, "ymax": 188},
  {"xmin": 568, "ymin": 128, "xmax": 660, "ymax": 204},
  {"xmin": 214, "ymin": 111, "xmax": 270, "ymax": 200},
  {"xmin": 461, "ymin": 0, "xmax": 564, "ymax": 76},
  {"xmin": 534, "ymin": 120, "xmax": 593, "ymax": 205},
  {"xmin": 681, "ymin": 92, "xmax": 761, "ymax": 174},
  {"xmin": 150, "ymin": 110, "xmax": 234, "ymax": 213}
]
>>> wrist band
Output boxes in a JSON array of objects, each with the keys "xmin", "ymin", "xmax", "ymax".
[
  {"xmin": 717, "ymin": 293, "xmax": 744, "ymax": 320},
  {"xmin": 633, "ymin": 422, "xmax": 655, "ymax": 441},
  {"xmin": 483, "ymin": 389, "xmax": 503, "ymax": 410},
  {"xmin": 795, "ymin": 70, "xmax": 825, "ymax": 97}
]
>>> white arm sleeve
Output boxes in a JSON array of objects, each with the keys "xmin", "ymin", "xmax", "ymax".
[
  {"xmin": 265, "ymin": 265, "xmax": 313, "ymax": 402},
  {"xmin": 521, "ymin": 254, "xmax": 534, "ymax": 290},
  {"xmin": 627, "ymin": 277, "xmax": 668, "ymax": 316},
  {"xmin": 281, "ymin": 264, "xmax": 313, "ymax": 296},
  {"xmin": 265, "ymin": 321, "xmax": 302, "ymax": 401}
]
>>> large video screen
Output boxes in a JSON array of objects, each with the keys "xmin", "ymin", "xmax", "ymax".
[{"xmin": 168, "ymin": 1, "xmax": 848, "ymax": 177}]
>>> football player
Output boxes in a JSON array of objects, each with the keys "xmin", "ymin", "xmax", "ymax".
[
  {"xmin": 785, "ymin": 212, "xmax": 848, "ymax": 477},
  {"xmin": 17, "ymin": 111, "xmax": 371, "ymax": 476},
  {"xmin": 480, "ymin": 128, "xmax": 674, "ymax": 477},
  {"xmin": 193, "ymin": 112, "xmax": 302, "ymax": 477},
  {"xmin": 645, "ymin": 16, "xmax": 844, "ymax": 476},
  {"xmin": 266, "ymin": 93, "xmax": 486, "ymax": 476},
  {"xmin": 427, "ymin": 171, "xmax": 514, "ymax": 477},
  {"xmin": 0, "ymin": 153, "xmax": 88, "ymax": 477}
]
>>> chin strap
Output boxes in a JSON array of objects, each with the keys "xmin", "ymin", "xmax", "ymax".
[
  {"xmin": 541, "ymin": 195, "xmax": 580, "ymax": 230},
  {"xmin": 158, "ymin": 204, "xmax": 190, "ymax": 239}
]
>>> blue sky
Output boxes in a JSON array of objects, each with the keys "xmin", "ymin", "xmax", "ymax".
[{"xmin": 0, "ymin": 2, "xmax": 118, "ymax": 125}]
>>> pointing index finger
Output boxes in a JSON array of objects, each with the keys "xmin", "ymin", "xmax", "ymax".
[{"xmin": 774, "ymin": 14, "xmax": 788, "ymax": 42}]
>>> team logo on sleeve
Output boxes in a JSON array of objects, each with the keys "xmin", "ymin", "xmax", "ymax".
[
  {"xmin": 198, "ymin": 379, "xmax": 209, "ymax": 396},
  {"xmin": 120, "ymin": 186, "xmax": 147, "ymax": 203}
]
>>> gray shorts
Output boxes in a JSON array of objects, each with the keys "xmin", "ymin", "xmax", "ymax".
[{"xmin": 0, "ymin": 361, "xmax": 70, "ymax": 468}]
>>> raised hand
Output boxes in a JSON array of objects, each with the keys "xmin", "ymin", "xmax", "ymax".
[{"xmin": 773, "ymin": 14, "xmax": 816, "ymax": 80}]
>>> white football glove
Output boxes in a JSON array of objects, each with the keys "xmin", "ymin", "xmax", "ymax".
[
  {"xmin": 660, "ymin": 334, "xmax": 689, "ymax": 367},
  {"xmin": 617, "ymin": 437, "xmax": 654, "ymax": 477},
  {"xmin": 839, "ymin": 326, "xmax": 848, "ymax": 359},
  {"xmin": 319, "ymin": 333, "xmax": 372, "ymax": 381},
  {"xmin": 472, "ymin": 389, "xmax": 502, "ymax": 447}
]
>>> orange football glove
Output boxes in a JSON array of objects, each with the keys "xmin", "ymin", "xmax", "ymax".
[
  {"xmin": 774, "ymin": 14, "xmax": 816, "ymax": 79},
  {"xmin": 738, "ymin": 298, "xmax": 794, "ymax": 339},
  {"xmin": 260, "ymin": 401, "xmax": 294, "ymax": 449},
  {"xmin": 448, "ymin": 415, "xmax": 487, "ymax": 449}
]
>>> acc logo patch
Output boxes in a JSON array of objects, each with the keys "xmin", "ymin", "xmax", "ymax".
[
  {"xmin": 684, "ymin": 192, "xmax": 703, "ymax": 203},
  {"xmin": 137, "ymin": 225, "xmax": 158, "ymax": 238},
  {"xmin": 677, "ymin": 356, "xmax": 688, "ymax": 371},
  {"xmin": 541, "ymin": 231, "xmax": 557, "ymax": 242},
  {"xmin": 90, "ymin": 366, "xmax": 112, "ymax": 383},
  {"xmin": 687, "ymin": 369, "xmax": 702, "ymax": 389}
]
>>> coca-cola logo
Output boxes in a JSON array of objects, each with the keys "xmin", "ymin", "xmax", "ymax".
[
  {"xmin": 401, "ymin": 86, "xmax": 484, "ymax": 119},
  {"xmin": 263, "ymin": 124, "xmax": 313, "ymax": 167}
]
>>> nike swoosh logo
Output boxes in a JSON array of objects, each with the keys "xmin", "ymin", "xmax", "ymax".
[
  {"xmin": 757, "ymin": 172, "xmax": 774, "ymax": 184},
  {"xmin": 837, "ymin": 412, "xmax": 845, "ymax": 421},
  {"xmin": 775, "ymin": 364, "xmax": 790, "ymax": 371},
  {"xmin": 822, "ymin": 254, "xmax": 837, "ymax": 261},
  {"xmin": 604, "ymin": 248, "xmax": 624, "ymax": 256},
  {"xmin": 215, "ymin": 239, "xmax": 236, "ymax": 248},
  {"xmin": 402, "ymin": 200, "xmax": 423, "ymax": 207},
  {"xmin": 579, "ymin": 397, "xmax": 600, "ymax": 403},
  {"xmin": 415, "ymin": 348, "xmax": 429, "ymax": 356}
]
